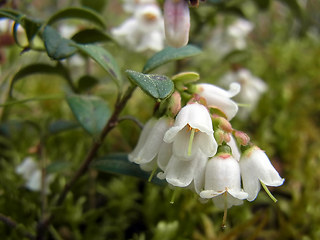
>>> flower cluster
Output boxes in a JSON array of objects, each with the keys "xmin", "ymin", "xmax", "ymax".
[
  {"xmin": 129, "ymin": 81, "xmax": 284, "ymax": 212},
  {"xmin": 111, "ymin": 1, "xmax": 165, "ymax": 52}
]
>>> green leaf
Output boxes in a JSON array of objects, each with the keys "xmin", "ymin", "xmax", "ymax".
[
  {"xmin": 126, "ymin": 70, "xmax": 174, "ymax": 100},
  {"xmin": 43, "ymin": 25, "xmax": 77, "ymax": 60},
  {"xmin": 78, "ymin": 75, "xmax": 99, "ymax": 92},
  {"xmin": 91, "ymin": 153, "xmax": 165, "ymax": 185},
  {"xmin": 74, "ymin": 44, "xmax": 122, "ymax": 86},
  {"xmin": 71, "ymin": 28, "xmax": 113, "ymax": 44},
  {"xmin": 47, "ymin": 7, "xmax": 106, "ymax": 29},
  {"xmin": 142, "ymin": 44, "xmax": 202, "ymax": 73},
  {"xmin": 66, "ymin": 95, "xmax": 111, "ymax": 136},
  {"xmin": 0, "ymin": 9, "xmax": 20, "ymax": 20},
  {"xmin": 9, "ymin": 63, "xmax": 71, "ymax": 97},
  {"xmin": 48, "ymin": 120, "xmax": 79, "ymax": 135},
  {"xmin": 80, "ymin": 0, "xmax": 108, "ymax": 13},
  {"xmin": 21, "ymin": 17, "xmax": 43, "ymax": 43},
  {"xmin": 171, "ymin": 72, "xmax": 200, "ymax": 83}
]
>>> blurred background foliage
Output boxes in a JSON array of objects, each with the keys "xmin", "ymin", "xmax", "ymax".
[{"xmin": 0, "ymin": 0, "xmax": 320, "ymax": 239}]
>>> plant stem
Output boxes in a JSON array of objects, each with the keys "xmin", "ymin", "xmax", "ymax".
[
  {"xmin": 36, "ymin": 84, "xmax": 137, "ymax": 238},
  {"xmin": 0, "ymin": 213, "xmax": 36, "ymax": 240}
]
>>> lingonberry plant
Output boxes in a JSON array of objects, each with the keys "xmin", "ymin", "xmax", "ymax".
[{"xmin": 2, "ymin": 0, "xmax": 318, "ymax": 239}]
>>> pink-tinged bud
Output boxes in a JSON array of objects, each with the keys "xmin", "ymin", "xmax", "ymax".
[
  {"xmin": 234, "ymin": 130, "xmax": 250, "ymax": 146},
  {"xmin": 164, "ymin": 0, "xmax": 190, "ymax": 48},
  {"xmin": 168, "ymin": 91, "xmax": 182, "ymax": 117},
  {"xmin": 212, "ymin": 115, "xmax": 233, "ymax": 133}
]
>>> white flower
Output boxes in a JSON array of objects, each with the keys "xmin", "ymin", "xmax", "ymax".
[
  {"xmin": 163, "ymin": 103, "xmax": 217, "ymax": 159},
  {"xmin": 239, "ymin": 146, "xmax": 284, "ymax": 201},
  {"xmin": 200, "ymin": 154, "xmax": 248, "ymax": 209},
  {"xmin": 111, "ymin": 4, "xmax": 165, "ymax": 52},
  {"xmin": 129, "ymin": 117, "xmax": 172, "ymax": 168},
  {"xmin": 158, "ymin": 150, "xmax": 208, "ymax": 193},
  {"xmin": 196, "ymin": 83, "xmax": 241, "ymax": 120},
  {"xmin": 122, "ymin": 0, "xmax": 157, "ymax": 13},
  {"xmin": 164, "ymin": 0, "xmax": 190, "ymax": 48},
  {"xmin": 16, "ymin": 157, "xmax": 54, "ymax": 194},
  {"xmin": 227, "ymin": 135, "xmax": 241, "ymax": 161},
  {"xmin": 207, "ymin": 18, "xmax": 253, "ymax": 58},
  {"xmin": 219, "ymin": 69, "xmax": 267, "ymax": 118},
  {"xmin": 227, "ymin": 18, "xmax": 254, "ymax": 50}
]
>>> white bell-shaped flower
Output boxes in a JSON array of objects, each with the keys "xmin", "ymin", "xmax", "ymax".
[
  {"xmin": 129, "ymin": 117, "xmax": 171, "ymax": 166},
  {"xmin": 158, "ymin": 150, "xmax": 208, "ymax": 192},
  {"xmin": 163, "ymin": 103, "xmax": 217, "ymax": 159},
  {"xmin": 16, "ymin": 157, "xmax": 54, "ymax": 194},
  {"xmin": 227, "ymin": 18, "xmax": 254, "ymax": 50},
  {"xmin": 111, "ymin": 4, "xmax": 165, "ymax": 52},
  {"xmin": 240, "ymin": 146, "xmax": 284, "ymax": 201},
  {"xmin": 200, "ymin": 154, "xmax": 248, "ymax": 209},
  {"xmin": 164, "ymin": 0, "xmax": 190, "ymax": 48},
  {"xmin": 196, "ymin": 83, "xmax": 240, "ymax": 120}
]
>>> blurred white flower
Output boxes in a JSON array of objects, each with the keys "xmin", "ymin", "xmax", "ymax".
[
  {"xmin": 16, "ymin": 157, "xmax": 54, "ymax": 194},
  {"xmin": 200, "ymin": 154, "xmax": 248, "ymax": 209},
  {"xmin": 239, "ymin": 146, "xmax": 284, "ymax": 201},
  {"xmin": 219, "ymin": 68, "xmax": 267, "ymax": 118},
  {"xmin": 196, "ymin": 82, "xmax": 240, "ymax": 120},
  {"xmin": 111, "ymin": 4, "xmax": 165, "ymax": 52},
  {"xmin": 208, "ymin": 18, "xmax": 253, "ymax": 58},
  {"xmin": 122, "ymin": 0, "xmax": 157, "ymax": 13},
  {"xmin": 129, "ymin": 117, "xmax": 172, "ymax": 171},
  {"xmin": 164, "ymin": 0, "xmax": 190, "ymax": 48},
  {"xmin": 164, "ymin": 102, "xmax": 217, "ymax": 159}
]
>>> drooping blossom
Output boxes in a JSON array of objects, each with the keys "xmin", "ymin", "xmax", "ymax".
[
  {"xmin": 219, "ymin": 68, "xmax": 268, "ymax": 118},
  {"xmin": 163, "ymin": 0, "xmax": 190, "ymax": 48},
  {"xmin": 196, "ymin": 82, "xmax": 241, "ymax": 120},
  {"xmin": 111, "ymin": 4, "xmax": 165, "ymax": 52},
  {"xmin": 207, "ymin": 18, "xmax": 254, "ymax": 58},
  {"xmin": 239, "ymin": 146, "xmax": 284, "ymax": 201},
  {"xmin": 158, "ymin": 150, "xmax": 208, "ymax": 193},
  {"xmin": 200, "ymin": 153, "xmax": 248, "ymax": 209},
  {"xmin": 129, "ymin": 117, "xmax": 172, "ymax": 171},
  {"xmin": 163, "ymin": 102, "xmax": 217, "ymax": 159},
  {"xmin": 15, "ymin": 157, "xmax": 54, "ymax": 194}
]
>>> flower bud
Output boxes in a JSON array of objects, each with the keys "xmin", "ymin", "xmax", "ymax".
[
  {"xmin": 164, "ymin": 0, "xmax": 190, "ymax": 48},
  {"xmin": 234, "ymin": 130, "xmax": 250, "ymax": 146},
  {"xmin": 168, "ymin": 91, "xmax": 182, "ymax": 117}
]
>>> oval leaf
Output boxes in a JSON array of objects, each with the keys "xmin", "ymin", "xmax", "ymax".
[
  {"xmin": 171, "ymin": 71, "xmax": 200, "ymax": 83},
  {"xmin": 74, "ymin": 44, "xmax": 121, "ymax": 86},
  {"xmin": 48, "ymin": 120, "xmax": 79, "ymax": 135},
  {"xmin": 91, "ymin": 153, "xmax": 165, "ymax": 185},
  {"xmin": 71, "ymin": 28, "xmax": 113, "ymax": 44},
  {"xmin": 43, "ymin": 25, "xmax": 77, "ymax": 60},
  {"xmin": 78, "ymin": 75, "xmax": 99, "ymax": 92},
  {"xmin": 142, "ymin": 44, "xmax": 202, "ymax": 73},
  {"xmin": 66, "ymin": 95, "xmax": 111, "ymax": 136},
  {"xmin": 126, "ymin": 70, "xmax": 174, "ymax": 100},
  {"xmin": 47, "ymin": 7, "xmax": 106, "ymax": 29}
]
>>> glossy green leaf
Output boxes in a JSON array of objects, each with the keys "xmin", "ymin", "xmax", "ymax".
[
  {"xmin": 142, "ymin": 45, "xmax": 202, "ymax": 73},
  {"xmin": 66, "ymin": 95, "xmax": 111, "ymax": 136},
  {"xmin": 91, "ymin": 153, "xmax": 165, "ymax": 185},
  {"xmin": 74, "ymin": 44, "xmax": 121, "ymax": 86},
  {"xmin": 48, "ymin": 120, "xmax": 79, "ymax": 135},
  {"xmin": 78, "ymin": 75, "xmax": 99, "ymax": 92},
  {"xmin": 126, "ymin": 70, "xmax": 174, "ymax": 100},
  {"xmin": 71, "ymin": 28, "xmax": 113, "ymax": 44},
  {"xmin": 43, "ymin": 25, "xmax": 77, "ymax": 60},
  {"xmin": 21, "ymin": 17, "xmax": 43, "ymax": 43},
  {"xmin": 47, "ymin": 7, "xmax": 106, "ymax": 28},
  {"xmin": 81, "ymin": 0, "xmax": 108, "ymax": 13}
]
